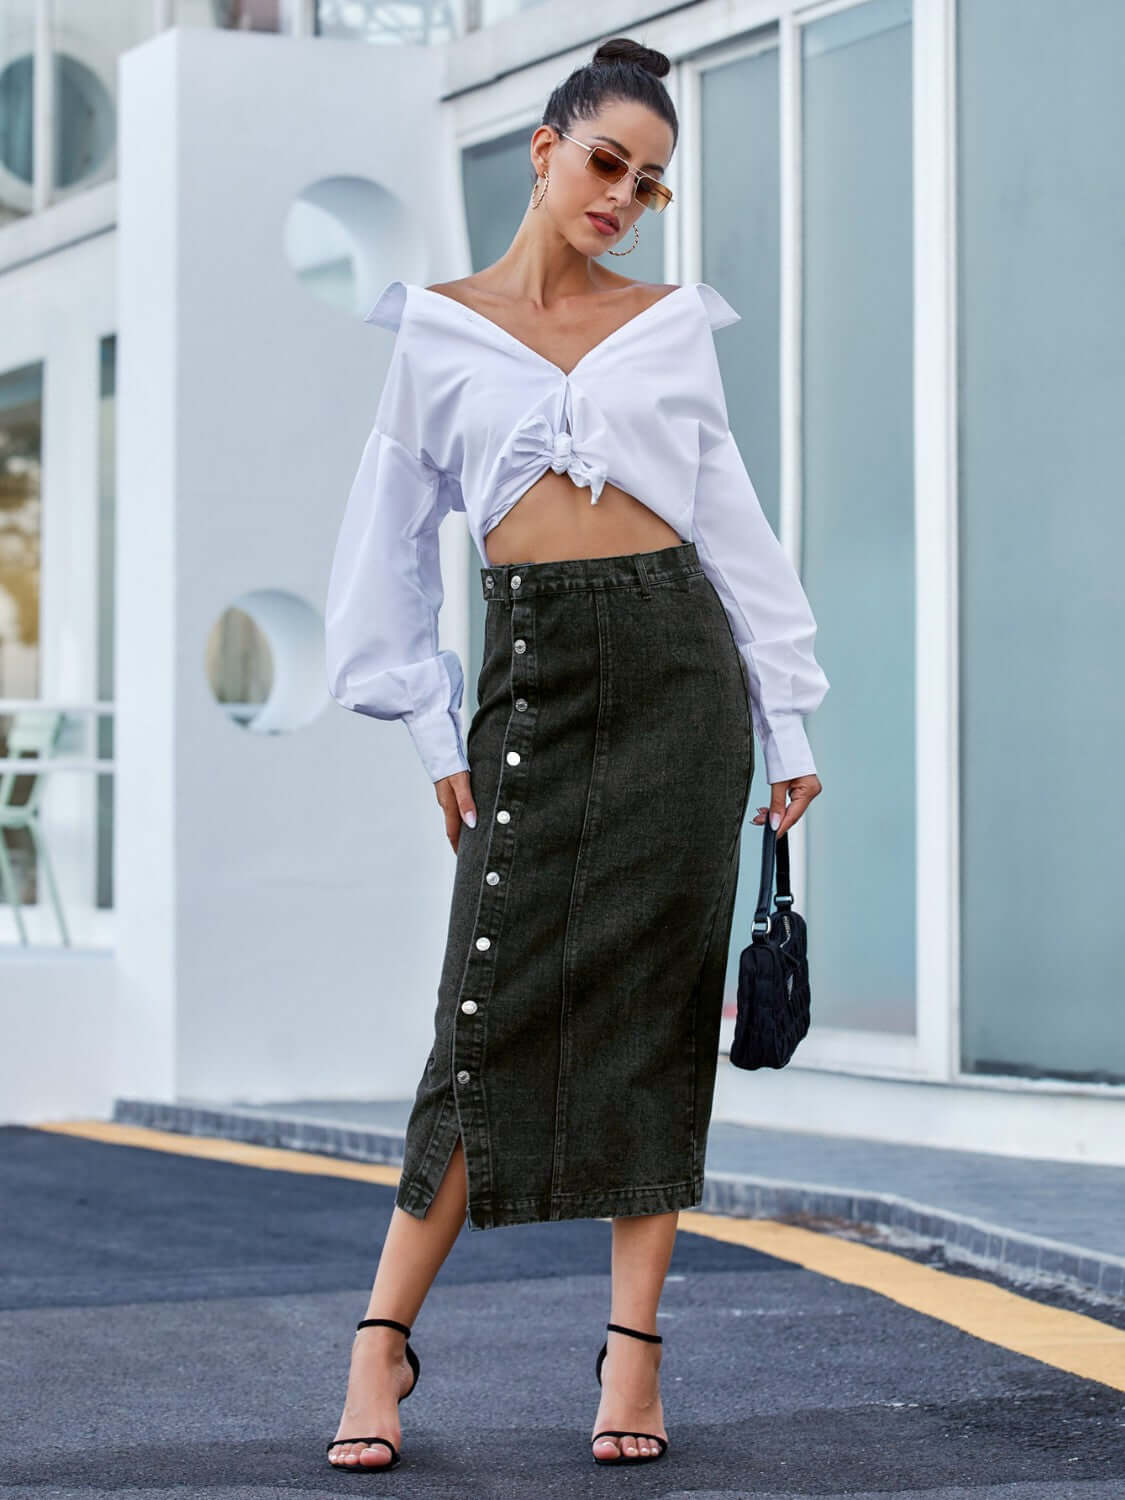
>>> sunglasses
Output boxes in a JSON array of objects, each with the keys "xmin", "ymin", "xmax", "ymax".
[{"xmin": 557, "ymin": 131, "xmax": 674, "ymax": 215}]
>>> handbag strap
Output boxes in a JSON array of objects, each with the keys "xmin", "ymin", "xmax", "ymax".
[{"xmin": 751, "ymin": 823, "xmax": 794, "ymax": 939}]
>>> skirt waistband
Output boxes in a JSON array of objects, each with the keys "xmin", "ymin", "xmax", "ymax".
[{"xmin": 480, "ymin": 541, "xmax": 701, "ymax": 602}]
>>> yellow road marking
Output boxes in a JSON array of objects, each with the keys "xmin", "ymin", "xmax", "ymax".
[
  {"xmin": 676, "ymin": 1209, "xmax": 1125, "ymax": 1392},
  {"xmin": 35, "ymin": 1119, "xmax": 404, "ymax": 1189},
  {"xmin": 33, "ymin": 1119, "xmax": 1125, "ymax": 1393}
]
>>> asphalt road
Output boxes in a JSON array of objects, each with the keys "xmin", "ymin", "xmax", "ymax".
[{"xmin": 1, "ymin": 1123, "xmax": 1122, "ymax": 1499}]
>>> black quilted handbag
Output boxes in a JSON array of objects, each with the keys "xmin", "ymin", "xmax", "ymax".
[{"xmin": 730, "ymin": 823, "xmax": 811, "ymax": 1069}]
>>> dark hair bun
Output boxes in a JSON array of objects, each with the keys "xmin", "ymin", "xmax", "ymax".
[{"xmin": 592, "ymin": 37, "xmax": 671, "ymax": 80}]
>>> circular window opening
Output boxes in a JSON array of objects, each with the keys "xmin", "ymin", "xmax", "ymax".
[
  {"xmin": 205, "ymin": 589, "xmax": 324, "ymax": 734},
  {"xmin": 283, "ymin": 174, "xmax": 421, "ymax": 317},
  {"xmin": 0, "ymin": 52, "xmax": 114, "ymax": 189}
]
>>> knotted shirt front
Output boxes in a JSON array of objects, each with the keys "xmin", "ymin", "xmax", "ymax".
[{"xmin": 324, "ymin": 279, "xmax": 830, "ymax": 786}]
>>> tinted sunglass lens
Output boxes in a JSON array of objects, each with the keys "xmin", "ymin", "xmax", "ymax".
[
  {"xmin": 588, "ymin": 148, "xmax": 627, "ymax": 181},
  {"xmin": 636, "ymin": 180, "xmax": 670, "ymax": 214}
]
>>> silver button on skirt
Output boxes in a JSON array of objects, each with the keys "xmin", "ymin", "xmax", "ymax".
[{"xmin": 394, "ymin": 541, "xmax": 754, "ymax": 1231}]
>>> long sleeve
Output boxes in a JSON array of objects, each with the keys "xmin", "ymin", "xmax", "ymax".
[
  {"xmin": 325, "ymin": 419, "xmax": 469, "ymax": 783},
  {"xmin": 690, "ymin": 428, "xmax": 830, "ymax": 784}
]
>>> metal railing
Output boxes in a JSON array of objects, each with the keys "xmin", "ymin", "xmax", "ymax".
[
  {"xmin": 0, "ymin": 699, "xmax": 116, "ymax": 948},
  {"xmin": 0, "ymin": 699, "xmax": 115, "ymax": 773}
]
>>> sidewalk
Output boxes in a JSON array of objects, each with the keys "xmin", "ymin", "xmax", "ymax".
[{"xmin": 112, "ymin": 1094, "xmax": 1125, "ymax": 1305}]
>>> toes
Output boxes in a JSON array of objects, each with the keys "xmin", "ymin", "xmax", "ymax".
[
  {"xmin": 593, "ymin": 1431, "xmax": 665, "ymax": 1462},
  {"xmin": 593, "ymin": 1435, "xmax": 622, "ymax": 1459},
  {"xmin": 329, "ymin": 1439, "xmax": 394, "ymax": 1468},
  {"xmin": 358, "ymin": 1442, "xmax": 394, "ymax": 1467},
  {"xmin": 592, "ymin": 1433, "xmax": 664, "ymax": 1461}
]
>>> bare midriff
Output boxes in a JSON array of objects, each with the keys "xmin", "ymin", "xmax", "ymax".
[{"xmin": 483, "ymin": 475, "xmax": 685, "ymax": 565}]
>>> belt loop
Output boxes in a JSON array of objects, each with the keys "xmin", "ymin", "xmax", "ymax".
[{"xmin": 635, "ymin": 554, "xmax": 652, "ymax": 600}]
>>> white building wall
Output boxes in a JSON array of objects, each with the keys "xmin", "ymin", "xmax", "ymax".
[{"xmin": 115, "ymin": 26, "xmax": 474, "ymax": 1107}]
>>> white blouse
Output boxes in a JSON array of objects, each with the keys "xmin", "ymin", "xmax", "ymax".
[{"xmin": 325, "ymin": 278, "xmax": 830, "ymax": 786}]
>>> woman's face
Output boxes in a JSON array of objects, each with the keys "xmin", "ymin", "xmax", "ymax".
[{"xmin": 533, "ymin": 101, "xmax": 674, "ymax": 254}]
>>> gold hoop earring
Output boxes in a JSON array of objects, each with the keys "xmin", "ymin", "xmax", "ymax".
[
  {"xmin": 606, "ymin": 221, "xmax": 640, "ymax": 256},
  {"xmin": 531, "ymin": 170, "xmax": 549, "ymax": 209}
]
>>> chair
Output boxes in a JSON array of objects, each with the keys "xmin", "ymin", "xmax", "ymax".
[{"xmin": 0, "ymin": 709, "xmax": 71, "ymax": 947}]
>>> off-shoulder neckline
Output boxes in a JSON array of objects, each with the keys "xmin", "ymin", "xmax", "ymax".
[
  {"xmin": 416, "ymin": 281, "xmax": 690, "ymax": 379},
  {"xmin": 371, "ymin": 280, "xmax": 736, "ymax": 380}
]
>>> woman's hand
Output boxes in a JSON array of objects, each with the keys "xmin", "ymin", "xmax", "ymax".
[
  {"xmin": 750, "ymin": 774, "xmax": 822, "ymax": 839},
  {"xmin": 436, "ymin": 769, "xmax": 477, "ymax": 854}
]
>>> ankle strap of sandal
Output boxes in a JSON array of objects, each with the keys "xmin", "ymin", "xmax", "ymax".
[
  {"xmin": 605, "ymin": 1321, "xmax": 662, "ymax": 1344},
  {"xmin": 356, "ymin": 1316, "xmax": 412, "ymax": 1337}
]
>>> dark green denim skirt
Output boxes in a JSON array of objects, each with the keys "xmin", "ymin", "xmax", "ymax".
[{"xmin": 395, "ymin": 541, "xmax": 754, "ymax": 1231}]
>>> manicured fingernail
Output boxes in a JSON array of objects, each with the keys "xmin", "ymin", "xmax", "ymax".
[
  {"xmin": 464, "ymin": 809, "xmax": 477, "ymax": 827},
  {"xmin": 770, "ymin": 812, "xmax": 781, "ymax": 830}
]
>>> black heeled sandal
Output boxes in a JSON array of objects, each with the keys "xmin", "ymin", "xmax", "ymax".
[
  {"xmin": 326, "ymin": 1316, "xmax": 421, "ymax": 1473},
  {"xmin": 591, "ymin": 1321, "xmax": 669, "ymax": 1465}
]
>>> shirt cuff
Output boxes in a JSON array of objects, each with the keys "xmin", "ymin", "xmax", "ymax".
[
  {"xmin": 760, "ymin": 712, "xmax": 818, "ymax": 785},
  {"xmin": 406, "ymin": 704, "xmax": 470, "ymax": 783}
]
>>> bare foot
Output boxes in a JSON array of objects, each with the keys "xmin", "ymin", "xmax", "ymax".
[
  {"xmin": 591, "ymin": 1327, "xmax": 668, "ymax": 1462},
  {"xmin": 327, "ymin": 1323, "xmax": 416, "ymax": 1470}
]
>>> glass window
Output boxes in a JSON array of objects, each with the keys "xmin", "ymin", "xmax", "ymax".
[
  {"xmin": 700, "ymin": 42, "xmax": 781, "ymax": 1014},
  {"xmin": 50, "ymin": 5, "xmax": 156, "ymax": 204},
  {"xmin": 0, "ymin": 362, "xmax": 44, "ymax": 933},
  {"xmin": 478, "ymin": 0, "xmax": 549, "ymax": 27},
  {"xmin": 461, "ymin": 129, "xmax": 533, "ymax": 286},
  {"xmin": 316, "ymin": 0, "xmax": 459, "ymax": 45},
  {"xmin": 315, "ymin": 0, "xmax": 548, "ymax": 39},
  {"xmin": 0, "ymin": 0, "xmax": 36, "ymax": 224},
  {"xmin": 0, "ymin": 3, "xmax": 156, "ymax": 213},
  {"xmin": 801, "ymin": 0, "xmax": 915, "ymax": 1033},
  {"xmin": 701, "ymin": 45, "xmax": 780, "ymax": 525},
  {"xmin": 0, "ymin": 363, "xmax": 42, "ymax": 700},
  {"xmin": 176, "ymin": 1, "xmax": 282, "ymax": 29},
  {"xmin": 957, "ymin": 0, "xmax": 1125, "ymax": 1084}
]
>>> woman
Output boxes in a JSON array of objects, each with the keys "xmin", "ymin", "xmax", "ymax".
[{"xmin": 322, "ymin": 35, "xmax": 829, "ymax": 1473}]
